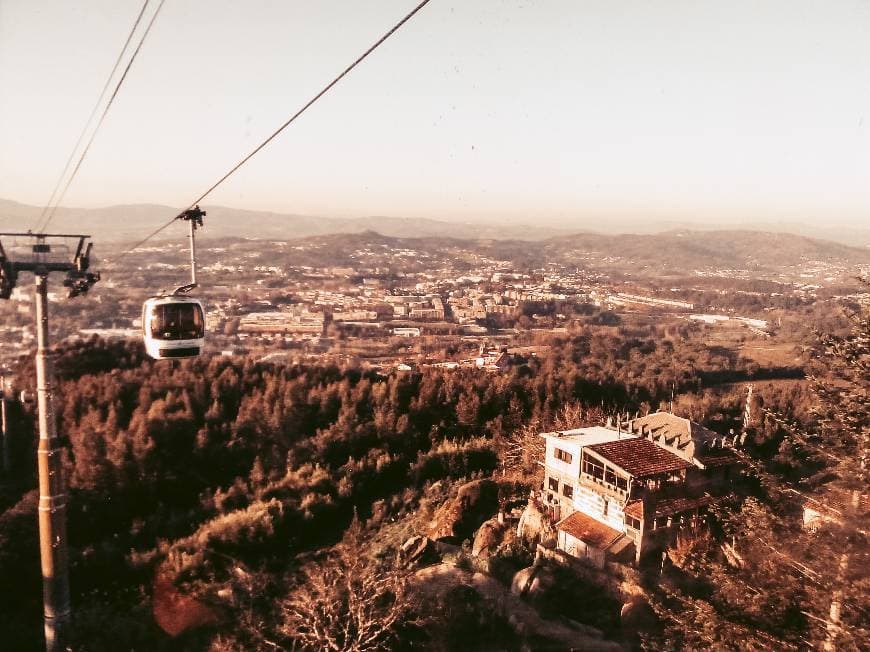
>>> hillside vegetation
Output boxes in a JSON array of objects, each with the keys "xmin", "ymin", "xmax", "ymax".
[{"xmin": 0, "ymin": 320, "xmax": 819, "ymax": 650}]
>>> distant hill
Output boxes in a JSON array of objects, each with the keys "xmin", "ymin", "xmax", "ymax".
[
  {"xmin": 182, "ymin": 228, "xmax": 870, "ymax": 277},
  {"xmin": 0, "ymin": 199, "xmax": 572, "ymax": 242},
  {"xmin": 538, "ymin": 230, "xmax": 870, "ymax": 273},
  {"xmin": 4, "ymin": 199, "xmax": 867, "ymax": 274},
  {"xmin": 4, "ymin": 198, "xmax": 867, "ymax": 248}
]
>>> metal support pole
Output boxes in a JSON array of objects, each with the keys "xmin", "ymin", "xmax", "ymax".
[
  {"xmin": 188, "ymin": 218, "xmax": 197, "ymax": 286},
  {"xmin": 1, "ymin": 392, "xmax": 9, "ymax": 474},
  {"xmin": 34, "ymin": 273, "xmax": 70, "ymax": 651}
]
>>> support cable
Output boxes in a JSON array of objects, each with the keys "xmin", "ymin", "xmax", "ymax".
[
  {"xmin": 31, "ymin": 0, "xmax": 151, "ymax": 233},
  {"xmin": 104, "ymin": 0, "xmax": 432, "ymax": 262},
  {"xmin": 36, "ymin": 0, "xmax": 165, "ymax": 234}
]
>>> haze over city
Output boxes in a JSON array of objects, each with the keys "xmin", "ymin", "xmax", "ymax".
[{"xmin": 1, "ymin": 0, "xmax": 868, "ymax": 229}]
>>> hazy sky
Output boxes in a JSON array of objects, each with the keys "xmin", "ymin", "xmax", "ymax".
[{"xmin": 1, "ymin": 0, "xmax": 868, "ymax": 226}]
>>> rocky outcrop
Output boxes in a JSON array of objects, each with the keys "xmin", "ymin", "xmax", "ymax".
[
  {"xmin": 399, "ymin": 535, "xmax": 438, "ymax": 567},
  {"xmin": 516, "ymin": 498, "xmax": 555, "ymax": 547},
  {"xmin": 471, "ymin": 516, "xmax": 510, "ymax": 558},
  {"xmin": 427, "ymin": 479, "xmax": 499, "ymax": 542},
  {"xmin": 510, "ymin": 563, "xmax": 557, "ymax": 601},
  {"xmin": 621, "ymin": 598, "xmax": 660, "ymax": 647},
  {"xmin": 411, "ymin": 563, "xmax": 621, "ymax": 651}
]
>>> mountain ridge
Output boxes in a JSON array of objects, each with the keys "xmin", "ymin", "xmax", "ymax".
[
  {"xmin": 166, "ymin": 228, "xmax": 870, "ymax": 276},
  {"xmin": 3, "ymin": 198, "xmax": 867, "ymax": 247},
  {"xmin": 0, "ymin": 199, "xmax": 574, "ymax": 242}
]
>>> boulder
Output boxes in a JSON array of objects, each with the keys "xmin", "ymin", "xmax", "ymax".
[
  {"xmin": 510, "ymin": 563, "xmax": 557, "ymax": 601},
  {"xmin": 516, "ymin": 499, "xmax": 555, "ymax": 547},
  {"xmin": 471, "ymin": 516, "xmax": 509, "ymax": 558},
  {"xmin": 399, "ymin": 535, "xmax": 437, "ymax": 567},
  {"xmin": 621, "ymin": 598, "xmax": 659, "ymax": 635},
  {"xmin": 427, "ymin": 479, "xmax": 499, "ymax": 542},
  {"xmin": 413, "ymin": 563, "xmax": 620, "ymax": 651},
  {"xmin": 510, "ymin": 565, "xmax": 537, "ymax": 596}
]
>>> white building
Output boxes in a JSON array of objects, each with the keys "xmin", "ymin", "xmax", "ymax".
[{"xmin": 539, "ymin": 416, "xmax": 727, "ymax": 566}]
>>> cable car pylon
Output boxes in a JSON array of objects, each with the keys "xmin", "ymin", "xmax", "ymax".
[
  {"xmin": 178, "ymin": 205, "xmax": 204, "ymax": 291},
  {"xmin": 141, "ymin": 206, "xmax": 207, "ymax": 359},
  {"xmin": 0, "ymin": 231, "xmax": 100, "ymax": 652}
]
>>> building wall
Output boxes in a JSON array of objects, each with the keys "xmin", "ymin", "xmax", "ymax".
[
  {"xmin": 557, "ymin": 531, "xmax": 605, "ymax": 568},
  {"xmin": 544, "ymin": 439, "xmax": 582, "ymax": 479},
  {"xmin": 573, "ymin": 483, "xmax": 627, "ymax": 534}
]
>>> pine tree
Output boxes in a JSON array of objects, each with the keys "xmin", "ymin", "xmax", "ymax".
[{"xmin": 648, "ymin": 285, "xmax": 869, "ymax": 650}]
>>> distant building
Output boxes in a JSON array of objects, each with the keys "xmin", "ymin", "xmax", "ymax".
[
  {"xmin": 469, "ymin": 342, "xmax": 512, "ymax": 371},
  {"xmin": 332, "ymin": 310, "xmax": 378, "ymax": 322},
  {"xmin": 239, "ymin": 310, "xmax": 324, "ymax": 335},
  {"xmin": 77, "ymin": 328, "xmax": 139, "ymax": 341},
  {"xmin": 386, "ymin": 294, "xmax": 445, "ymax": 320},
  {"xmin": 392, "ymin": 327, "xmax": 421, "ymax": 337},
  {"xmin": 800, "ymin": 487, "xmax": 869, "ymax": 532},
  {"xmin": 610, "ymin": 294, "xmax": 694, "ymax": 310}
]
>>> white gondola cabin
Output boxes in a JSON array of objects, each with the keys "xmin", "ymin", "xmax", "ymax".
[{"xmin": 142, "ymin": 295, "xmax": 205, "ymax": 359}]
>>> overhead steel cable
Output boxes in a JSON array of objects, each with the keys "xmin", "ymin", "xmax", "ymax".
[
  {"xmin": 32, "ymin": 0, "xmax": 151, "ymax": 233},
  {"xmin": 105, "ymin": 0, "xmax": 433, "ymax": 262},
  {"xmin": 36, "ymin": 0, "xmax": 166, "ymax": 234}
]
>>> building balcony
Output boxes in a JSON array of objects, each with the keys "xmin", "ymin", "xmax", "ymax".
[{"xmin": 579, "ymin": 473, "xmax": 631, "ymax": 504}]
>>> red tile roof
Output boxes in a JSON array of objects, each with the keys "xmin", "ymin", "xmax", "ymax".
[
  {"xmin": 587, "ymin": 438, "xmax": 691, "ymax": 478},
  {"xmin": 556, "ymin": 510, "xmax": 624, "ymax": 549},
  {"xmin": 623, "ymin": 500, "xmax": 644, "ymax": 519}
]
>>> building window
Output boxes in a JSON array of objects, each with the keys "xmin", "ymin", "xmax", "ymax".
[
  {"xmin": 602, "ymin": 499, "xmax": 609, "ymax": 516},
  {"xmin": 554, "ymin": 448, "xmax": 573, "ymax": 464},
  {"xmin": 562, "ymin": 483, "xmax": 574, "ymax": 499},
  {"xmin": 655, "ymin": 516, "xmax": 668, "ymax": 529},
  {"xmin": 602, "ymin": 469, "xmax": 630, "ymax": 492},
  {"xmin": 626, "ymin": 516, "xmax": 641, "ymax": 530},
  {"xmin": 548, "ymin": 477, "xmax": 559, "ymax": 491},
  {"xmin": 582, "ymin": 458, "xmax": 604, "ymax": 480}
]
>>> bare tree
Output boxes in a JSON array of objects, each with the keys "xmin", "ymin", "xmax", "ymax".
[
  {"xmin": 501, "ymin": 402, "xmax": 603, "ymax": 480},
  {"xmin": 278, "ymin": 518, "xmax": 417, "ymax": 651}
]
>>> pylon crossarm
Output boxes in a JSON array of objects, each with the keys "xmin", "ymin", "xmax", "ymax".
[{"xmin": 0, "ymin": 233, "xmax": 99, "ymax": 300}]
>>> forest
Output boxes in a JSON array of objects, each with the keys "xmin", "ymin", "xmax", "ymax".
[{"xmin": 0, "ymin": 305, "xmax": 865, "ymax": 650}]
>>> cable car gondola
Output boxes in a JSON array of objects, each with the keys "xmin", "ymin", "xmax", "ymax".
[
  {"xmin": 142, "ymin": 293, "xmax": 205, "ymax": 359},
  {"xmin": 142, "ymin": 206, "xmax": 207, "ymax": 360}
]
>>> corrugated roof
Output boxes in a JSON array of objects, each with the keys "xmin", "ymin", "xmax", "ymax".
[
  {"xmin": 651, "ymin": 494, "xmax": 711, "ymax": 517},
  {"xmin": 628, "ymin": 412, "xmax": 741, "ymax": 469},
  {"xmin": 556, "ymin": 510, "xmax": 624, "ymax": 549},
  {"xmin": 629, "ymin": 412, "xmax": 707, "ymax": 447},
  {"xmin": 624, "ymin": 494, "xmax": 712, "ymax": 520},
  {"xmin": 695, "ymin": 448, "xmax": 741, "ymax": 468},
  {"xmin": 587, "ymin": 438, "xmax": 691, "ymax": 478}
]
